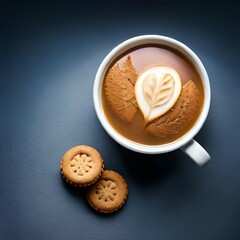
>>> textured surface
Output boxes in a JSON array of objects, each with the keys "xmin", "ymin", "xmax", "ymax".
[
  {"xmin": 1, "ymin": 1, "xmax": 240, "ymax": 240},
  {"xmin": 147, "ymin": 80, "xmax": 199, "ymax": 137},
  {"xmin": 104, "ymin": 56, "xmax": 138, "ymax": 123},
  {"xmin": 61, "ymin": 145, "xmax": 104, "ymax": 186},
  {"xmin": 86, "ymin": 170, "xmax": 128, "ymax": 213}
]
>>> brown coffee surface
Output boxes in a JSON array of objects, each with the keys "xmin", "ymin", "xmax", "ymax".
[{"xmin": 102, "ymin": 45, "xmax": 204, "ymax": 145}]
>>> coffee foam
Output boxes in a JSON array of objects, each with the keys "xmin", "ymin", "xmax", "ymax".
[{"xmin": 135, "ymin": 65, "xmax": 182, "ymax": 123}]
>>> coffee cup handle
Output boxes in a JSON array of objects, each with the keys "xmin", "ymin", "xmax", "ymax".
[{"xmin": 180, "ymin": 139, "xmax": 211, "ymax": 167}]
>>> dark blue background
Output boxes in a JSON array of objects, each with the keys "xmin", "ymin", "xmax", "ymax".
[{"xmin": 1, "ymin": 1, "xmax": 240, "ymax": 239}]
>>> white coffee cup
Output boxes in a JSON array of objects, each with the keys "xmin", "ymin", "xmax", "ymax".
[{"xmin": 93, "ymin": 35, "xmax": 211, "ymax": 166}]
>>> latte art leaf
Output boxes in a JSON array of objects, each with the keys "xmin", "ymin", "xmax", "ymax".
[
  {"xmin": 142, "ymin": 73, "xmax": 157, "ymax": 107},
  {"xmin": 135, "ymin": 65, "xmax": 182, "ymax": 123},
  {"xmin": 143, "ymin": 73, "xmax": 174, "ymax": 109}
]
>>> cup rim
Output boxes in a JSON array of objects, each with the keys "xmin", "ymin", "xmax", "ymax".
[{"xmin": 93, "ymin": 35, "xmax": 211, "ymax": 154}]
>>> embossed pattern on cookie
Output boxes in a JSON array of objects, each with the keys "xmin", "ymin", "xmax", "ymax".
[
  {"xmin": 95, "ymin": 180, "xmax": 118, "ymax": 202},
  {"xmin": 61, "ymin": 145, "xmax": 104, "ymax": 187},
  {"xmin": 86, "ymin": 170, "xmax": 128, "ymax": 213},
  {"xmin": 70, "ymin": 154, "xmax": 93, "ymax": 176}
]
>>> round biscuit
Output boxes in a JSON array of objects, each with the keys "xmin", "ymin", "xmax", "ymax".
[
  {"xmin": 61, "ymin": 145, "xmax": 104, "ymax": 187},
  {"xmin": 86, "ymin": 170, "xmax": 128, "ymax": 213}
]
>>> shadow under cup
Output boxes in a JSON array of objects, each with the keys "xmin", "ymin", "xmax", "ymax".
[{"xmin": 93, "ymin": 35, "xmax": 211, "ymax": 166}]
